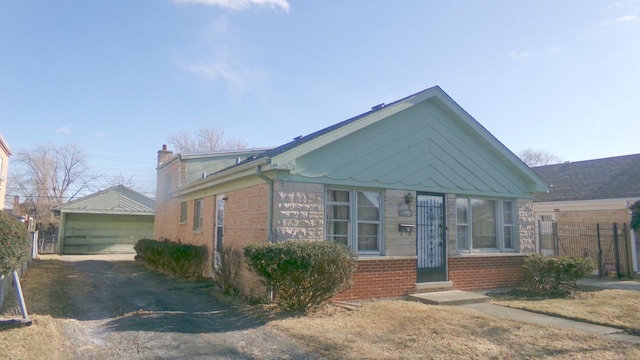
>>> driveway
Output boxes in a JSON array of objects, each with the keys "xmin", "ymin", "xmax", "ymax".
[{"xmin": 37, "ymin": 255, "xmax": 316, "ymax": 359}]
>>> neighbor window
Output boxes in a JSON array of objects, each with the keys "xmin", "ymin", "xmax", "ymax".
[
  {"xmin": 326, "ymin": 188, "xmax": 381, "ymax": 254},
  {"xmin": 180, "ymin": 201, "xmax": 187, "ymax": 223},
  {"xmin": 456, "ymin": 197, "xmax": 515, "ymax": 252},
  {"xmin": 193, "ymin": 199, "xmax": 203, "ymax": 231}
]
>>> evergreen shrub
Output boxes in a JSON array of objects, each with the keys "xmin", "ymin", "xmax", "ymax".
[
  {"xmin": 134, "ymin": 238, "xmax": 207, "ymax": 280},
  {"xmin": 0, "ymin": 211, "xmax": 30, "ymax": 276},
  {"xmin": 244, "ymin": 241, "xmax": 357, "ymax": 312}
]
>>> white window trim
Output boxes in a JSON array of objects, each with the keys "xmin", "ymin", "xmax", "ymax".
[
  {"xmin": 325, "ymin": 187, "xmax": 383, "ymax": 255},
  {"xmin": 456, "ymin": 196, "xmax": 517, "ymax": 253}
]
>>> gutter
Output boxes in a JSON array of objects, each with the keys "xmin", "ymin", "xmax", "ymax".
[{"xmin": 256, "ymin": 164, "xmax": 275, "ymax": 244}]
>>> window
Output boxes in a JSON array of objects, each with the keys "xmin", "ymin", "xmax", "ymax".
[
  {"xmin": 326, "ymin": 188, "xmax": 381, "ymax": 254},
  {"xmin": 193, "ymin": 199, "xmax": 203, "ymax": 231},
  {"xmin": 456, "ymin": 197, "xmax": 515, "ymax": 252},
  {"xmin": 180, "ymin": 201, "xmax": 187, "ymax": 223}
]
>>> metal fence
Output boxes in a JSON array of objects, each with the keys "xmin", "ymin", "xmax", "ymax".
[{"xmin": 538, "ymin": 220, "xmax": 633, "ymax": 278}]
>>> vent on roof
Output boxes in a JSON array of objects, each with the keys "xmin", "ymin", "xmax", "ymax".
[
  {"xmin": 293, "ymin": 135, "xmax": 303, "ymax": 140},
  {"xmin": 371, "ymin": 103, "xmax": 385, "ymax": 110},
  {"xmin": 202, "ymin": 172, "xmax": 207, "ymax": 178}
]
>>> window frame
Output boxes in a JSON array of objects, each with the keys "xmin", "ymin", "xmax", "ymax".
[
  {"xmin": 456, "ymin": 196, "xmax": 516, "ymax": 253},
  {"xmin": 179, "ymin": 201, "xmax": 187, "ymax": 224},
  {"xmin": 325, "ymin": 187, "xmax": 382, "ymax": 255},
  {"xmin": 193, "ymin": 198, "xmax": 203, "ymax": 231}
]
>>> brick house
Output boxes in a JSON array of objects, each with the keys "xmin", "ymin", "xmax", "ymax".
[
  {"xmin": 154, "ymin": 86, "xmax": 549, "ymax": 301},
  {"xmin": 0, "ymin": 133, "xmax": 12, "ymax": 210},
  {"xmin": 532, "ymin": 154, "xmax": 640, "ymax": 272}
]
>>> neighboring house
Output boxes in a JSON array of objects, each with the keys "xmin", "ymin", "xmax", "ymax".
[
  {"xmin": 155, "ymin": 86, "xmax": 549, "ymax": 301},
  {"xmin": 532, "ymin": 154, "xmax": 640, "ymax": 272},
  {"xmin": 52, "ymin": 185, "xmax": 155, "ymax": 254},
  {"xmin": 0, "ymin": 133, "xmax": 12, "ymax": 210}
]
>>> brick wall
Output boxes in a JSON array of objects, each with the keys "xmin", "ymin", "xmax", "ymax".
[
  {"xmin": 332, "ymin": 257, "xmax": 417, "ymax": 301},
  {"xmin": 224, "ymin": 184, "xmax": 270, "ymax": 299},
  {"xmin": 448, "ymin": 255, "xmax": 527, "ymax": 291}
]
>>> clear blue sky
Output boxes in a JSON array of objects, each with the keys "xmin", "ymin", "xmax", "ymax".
[{"xmin": 1, "ymin": 0, "xmax": 639, "ymax": 198}]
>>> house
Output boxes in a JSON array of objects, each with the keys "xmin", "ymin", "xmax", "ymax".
[
  {"xmin": 155, "ymin": 86, "xmax": 549, "ymax": 301},
  {"xmin": 52, "ymin": 185, "xmax": 155, "ymax": 254},
  {"xmin": 532, "ymin": 154, "xmax": 640, "ymax": 273},
  {"xmin": 0, "ymin": 133, "xmax": 12, "ymax": 210}
]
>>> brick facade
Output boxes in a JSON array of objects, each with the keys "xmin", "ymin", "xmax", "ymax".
[
  {"xmin": 332, "ymin": 257, "xmax": 417, "ymax": 301},
  {"xmin": 448, "ymin": 255, "xmax": 526, "ymax": 291},
  {"xmin": 556, "ymin": 209, "xmax": 630, "ymax": 226}
]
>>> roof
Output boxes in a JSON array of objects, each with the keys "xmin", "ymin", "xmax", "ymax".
[
  {"xmin": 0, "ymin": 133, "xmax": 11, "ymax": 156},
  {"xmin": 197, "ymin": 86, "xmax": 547, "ymax": 197},
  {"xmin": 52, "ymin": 185, "xmax": 155, "ymax": 215},
  {"xmin": 532, "ymin": 153, "xmax": 640, "ymax": 202}
]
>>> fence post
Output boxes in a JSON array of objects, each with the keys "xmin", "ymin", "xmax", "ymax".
[
  {"xmin": 596, "ymin": 223, "xmax": 603, "ymax": 278},
  {"xmin": 613, "ymin": 223, "xmax": 621, "ymax": 278},
  {"xmin": 553, "ymin": 221, "xmax": 559, "ymax": 256},
  {"xmin": 623, "ymin": 223, "xmax": 631, "ymax": 278}
]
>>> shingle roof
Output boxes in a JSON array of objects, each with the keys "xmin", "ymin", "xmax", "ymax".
[
  {"xmin": 52, "ymin": 185, "xmax": 155, "ymax": 215},
  {"xmin": 532, "ymin": 154, "xmax": 640, "ymax": 202}
]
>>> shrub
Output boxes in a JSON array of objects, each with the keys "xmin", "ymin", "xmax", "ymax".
[
  {"xmin": 630, "ymin": 200, "xmax": 640, "ymax": 232},
  {"xmin": 0, "ymin": 211, "xmax": 30, "ymax": 276},
  {"xmin": 134, "ymin": 239, "xmax": 207, "ymax": 280},
  {"xmin": 213, "ymin": 246, "xmax": 242, "ymax": 295},
  {"xmin": 522, "ymin": 254, "xmax": 594, "ymax": 295},
  {"xmin": 244, "ymin": 241, "xmax": 358, "ymax": 312}
]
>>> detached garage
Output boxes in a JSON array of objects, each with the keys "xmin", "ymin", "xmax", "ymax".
[{"xmin": 53, "ymin": 185, "xmax": 155, "ymax": 254}]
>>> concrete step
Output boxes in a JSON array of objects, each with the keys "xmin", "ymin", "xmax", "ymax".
[
  {"xmin": 414, "ymin": 281, "xmax": 453, "ymax": 293},
  {"xmin": 408, "ymin": 290, "xmax": 489, "ymax": 306}
]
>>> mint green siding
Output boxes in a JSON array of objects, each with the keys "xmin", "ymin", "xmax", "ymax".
[{"xmin": 284, "ymin": 98, "xmax": 538, "ymax": 198}]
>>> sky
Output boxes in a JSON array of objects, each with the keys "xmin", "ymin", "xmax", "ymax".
[{"xmin": 1, "ymin": 0, "xmax": 639, "ymax": 200}]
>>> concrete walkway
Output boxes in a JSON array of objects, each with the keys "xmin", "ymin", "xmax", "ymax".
[
  {"xmin": 577, "ymin": 276, "xmax": 640, "ymax": 291},
  {"xmin": 461, "ymin": 277, "xmax": 640, "ymax": 344}
]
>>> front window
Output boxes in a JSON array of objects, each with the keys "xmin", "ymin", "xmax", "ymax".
[
  {"xmin": 193, "ymin": 199, "xmax": 203, "ymax": 231},
  {"xmin": 456, "ymin": 197, "xmax": 515, "ymax": 252},
  {"xmin": 326, "ymin": 188, "xmax": 381, "ymax": 254}
]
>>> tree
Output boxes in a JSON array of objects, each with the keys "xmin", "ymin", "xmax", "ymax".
[
  {"xmin": 8, "ymin": 143, "xmax": 97, "ymax": 231},
  {"xmin": 167, "ymin": 126, "xmax": 247, "ymax": 153},
  {"xmin": 518, "ymin": 148, "xmax": 562, "ymax": 167}
]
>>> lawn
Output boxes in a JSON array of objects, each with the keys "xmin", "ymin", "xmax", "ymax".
[
  {"xmin": 490, "ymin": 287, "xmax": 640, "ymax": 335},
  {"xmin": 269, "ymin": 300, "xmax": 640, "ymax": 359}
]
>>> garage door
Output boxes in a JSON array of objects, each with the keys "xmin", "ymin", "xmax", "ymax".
[{"xmin": 62, "ymin": 213, "xmax": 154, "ymax": 254}]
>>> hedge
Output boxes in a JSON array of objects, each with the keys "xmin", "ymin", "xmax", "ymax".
[
  {"xmin": 0, "ymin": 211, "xmax": 30, "ymax": 276},
  {"xmin": 134, "ymin": 239, "xmax": 207, "ymax": 280}
]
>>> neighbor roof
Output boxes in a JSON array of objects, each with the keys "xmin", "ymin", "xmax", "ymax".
[
  {"xmin": 52, "ymin": 185, "xmax": 155, "ymax": 215},
  {"xmin": 532, "ymin": 154, "xmax": 640, "ymax": 202}
]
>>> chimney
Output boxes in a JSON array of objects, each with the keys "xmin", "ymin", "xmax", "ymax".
[
  {"xmin": 13, "ymin": 195, "xmax": 19, "ymax": 212},
  {"xmin": 157, "ymin": 144, "xmax": 173, "ymax": 167}
]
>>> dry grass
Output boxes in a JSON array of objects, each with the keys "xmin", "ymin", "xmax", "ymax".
[
  {"xmin": 490, "ymin": 288, "xmax": 640, "ymax": 334},
  {"xmin": 269, "ymin": 301, "xmax": 640, "ymax": 360},
  {"xmin": 0, "ymin": 260, "xmax": 78, "ymax": 360}
]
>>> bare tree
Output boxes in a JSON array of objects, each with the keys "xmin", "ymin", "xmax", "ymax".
[
  {"xmin": 518, "ymin": 148, "xmax": 562, "ymax": 167},
  {"xmin": 9, "ymin": 143, "xmax": 97, "ymax": 230},
  {"xmin": 167, "ymin": 126, "xmax": 247, "ymax": 153},
  {"xmin": 102, "ymin": 173, "xmax": 143, "ymax": 193}
]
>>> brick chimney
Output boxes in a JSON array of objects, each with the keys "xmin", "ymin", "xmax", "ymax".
[
  {"xmin": 157, "ymin": 144, "xmax": 173, "ymax": 167},
  {"xmin": 13, "ymin": 195, "xmax": 20, "ymax": 212}
]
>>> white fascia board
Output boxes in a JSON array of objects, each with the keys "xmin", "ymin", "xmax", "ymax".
[
  {"xmin": 533, "ymin": 197, "xmax": 640, "ymax": 212},
  {"xmin": 179, "ymin": 158, "xmax": 271, "ymax": 196}
]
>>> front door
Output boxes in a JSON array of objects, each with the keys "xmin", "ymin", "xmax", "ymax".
[{"xmin": 416, "ymin": 194, "xmax": 446, "ymax": 282}]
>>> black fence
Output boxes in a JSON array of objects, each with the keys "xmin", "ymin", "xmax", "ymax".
[{"xmin": 538, "ymin": 220, "xmax": 633, "ymax": 278}]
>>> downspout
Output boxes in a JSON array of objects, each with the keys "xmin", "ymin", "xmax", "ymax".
[{"xmin": 256, "ymin": 165, "xmax": 275, "ymax": 243}]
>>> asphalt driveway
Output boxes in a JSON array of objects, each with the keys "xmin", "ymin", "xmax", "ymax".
[{"xmin": 39, "ymin": 255, "xmax": 316, "ymax": 359}]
